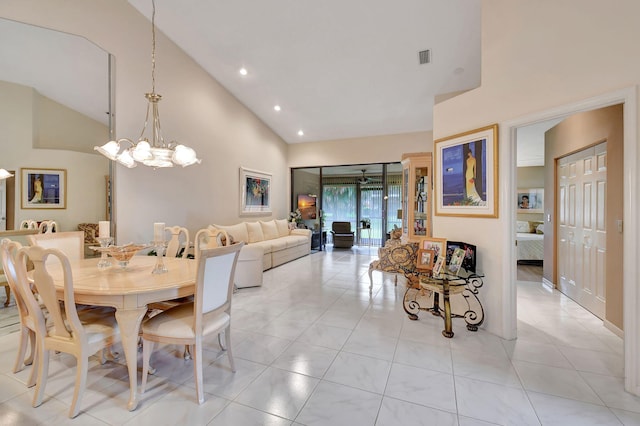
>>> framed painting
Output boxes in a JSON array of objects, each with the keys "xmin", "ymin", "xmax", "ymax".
[
  {"xmin": 420, "ymin": 237, "xmax": 447, "ymax": 262},
  {"xmin": 240, "ymin": 167, "xmax": 272, "ymax": 215},
  {"xmin": 21, "ymin": 168, "xmax": 66, "ymax": 209},
  {"xmin": 434, "ymin": 124, "xmax": 499, "ymax": 218},
  {"xmin": 517, "ymin": 188, "xmax": 544, "ymax": 213},
  {"xmin": 416, "ymin": 249, "xmax": 435, "ymax": 271}
]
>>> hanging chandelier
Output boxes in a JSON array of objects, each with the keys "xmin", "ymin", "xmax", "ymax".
[
  {"xmin": 0, "ymin": 169, "xmax": 13, "ymax": 180},
  {"xmin": 94, "ymin": 0, "xmax": 200, "ymax": 168}
]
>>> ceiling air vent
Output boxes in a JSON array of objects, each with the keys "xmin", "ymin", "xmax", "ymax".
[{"xmin": 418, "ymin": 49, "xmax": 431, "ymax": 65}]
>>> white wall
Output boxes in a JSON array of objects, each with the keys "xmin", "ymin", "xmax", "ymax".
[
  {"xmin": 0, "ymin": 0, "xmax": 289, "ymax": 242},
  {"xmin": 433, "ymin": 0, "xmax": 640, "ymax": 338},
  {"xmin": 0, "ymin": 80, "xmax": 108, "ymax": 230}
]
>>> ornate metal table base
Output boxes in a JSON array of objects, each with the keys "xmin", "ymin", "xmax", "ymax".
[{"xmin": 403, "ymin": 272, "xmax": 484, "ymax": 338}]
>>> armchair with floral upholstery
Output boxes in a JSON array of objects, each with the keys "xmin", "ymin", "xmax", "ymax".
[{"xmin": 368, "ymin": 240, "xmax": 430, "ymax": 292}]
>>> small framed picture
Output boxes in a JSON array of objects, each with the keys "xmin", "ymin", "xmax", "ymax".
[
  {"xmin": 432, "ymin": 255, "xmax": 445, "ymax": 277},
  {"xmin": 420, "ymin": 237, "xmax": 447, "ymax": 262},
  {"xmin": 517, "ymin": 188, "xmax": 544, "ymax": 213},
  {"xmin": 448, "ymin": 248, "xmax": 466, "ymax": 275},
  {"xmin": 416, "ymin": 249, "xmax": 435, "ymax": 270}
]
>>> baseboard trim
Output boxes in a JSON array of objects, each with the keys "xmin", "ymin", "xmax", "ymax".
[
  {"xmin": 542, "ymin": 278, "xmax": 554, "ymax": 290},
  {"xmin": 604, "ymin": 319, "xmax": 624, "ymax": 338}
]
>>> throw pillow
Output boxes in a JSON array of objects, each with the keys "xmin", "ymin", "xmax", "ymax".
[
  {"xmin": 246, "ymin": 221, "xmax": 265, "ymax": 243},
  {"xmin": 260, "ymin": 220, "xmax": 279, "ymax": 241}
]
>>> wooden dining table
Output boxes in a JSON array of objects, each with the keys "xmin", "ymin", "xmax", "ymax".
[{"xmin": 46, "ymin": 255, "xmax": 197, "ymax": 411}]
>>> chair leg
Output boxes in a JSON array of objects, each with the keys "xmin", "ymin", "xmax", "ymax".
[
  {"xmin": 32, "ymin": 344, "xmax": 49, "ymax": 408},
  {"xmin": 368, "ymin": 269, "xmax": 374, "ymax": 293},
  {"xmin": 141, "ymin": 340, "xmax": 155, "ymax": 394},
  {"xmin": 25, "ymin": 330, "xmax": 36, "ymax": 366},
  {"xmin": 224, "ymin": 325, "xmax": 236, "ymax": 373},
  {"xmin": 3, "ymin": 285, "xmax": 10, "ymax": 307},
  {"xmin": 13, "ymin": 326, "xmax": 29, "ymax": 373},
  {"xmin": 192, "ymin": 339, "xmax": 204, "ymax": 404},
  {"xmin": 217, "ymin": 331, "xmax": 225, "ymax": 350},
  {"xmin": 68, "ymin": 355, "xmax": 88, "ymax": 418},
  {"xmin": 183, "ymin": 345, "xmax": 191, "ymax": 360}
]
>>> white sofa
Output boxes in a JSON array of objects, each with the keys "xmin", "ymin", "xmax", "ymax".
[{"xmin": 210, "ymin": 219, "xmax": 311, "ymax": 271}]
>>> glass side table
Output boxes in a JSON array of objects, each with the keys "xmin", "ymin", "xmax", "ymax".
[{"xmin": 403, "ymin": 269, "xmax": 484, "ymax": 338}]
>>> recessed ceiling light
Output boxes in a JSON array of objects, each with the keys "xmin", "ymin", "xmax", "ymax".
[
  {"xmin": 274, "ymin": 105, "xmax": 281, "ymax": 112},
  {"xmin": 239, "ymin": 68, "xmax": 248, "ymax": 76},
  {"xmin": 297, "ymin": 130, "xmax": 304, "ymax": 136}
]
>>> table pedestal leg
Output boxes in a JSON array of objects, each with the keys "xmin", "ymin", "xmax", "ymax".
[
  {"xmin": 115, "ymin": 307, "xmax": 147, "ymax": 411},
  {"xmin": 442, "ymin": 283, "xmax": 454, "ymax": 338}
]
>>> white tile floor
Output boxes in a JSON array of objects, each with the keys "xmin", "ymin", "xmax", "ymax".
[{"xmin": 0, "ymin": 247, "xmax": 639, "ymax": 425}]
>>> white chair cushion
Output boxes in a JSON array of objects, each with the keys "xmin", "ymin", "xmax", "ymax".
[
  {"xmin": 259, "ymin": 221, "xmax": 279, "ymax": 241},
  {"xmin": 275, "ymin": 219, "xmax": 290, "ymax": 238},
  {"xmin": 141, "ymin": 302, "xmax": 230, "ymax": 339},
  {"xmin": 246, "ymin": 222, "xmax": 265, "ymax": 243}
]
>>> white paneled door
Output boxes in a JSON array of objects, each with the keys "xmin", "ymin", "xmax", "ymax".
[{"xmin": 557, "ymin": 142, "xmax": 607, "ymax": 319}]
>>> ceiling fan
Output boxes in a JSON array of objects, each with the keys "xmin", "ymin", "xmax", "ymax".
[{"xmin": 357, "ymin": 169, "xmax": 370, "ymax": 185}]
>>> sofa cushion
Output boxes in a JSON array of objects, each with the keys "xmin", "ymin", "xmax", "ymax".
[
  {"xmin": 212, "ymin": 223, "xmax": 248, "ymax": 243},
  {"xmin": 246, "ymin": 221, "xmax": 265, "ymax": 243},
  {"xmin": 269, "ymin": 238, "xmax": 288, "ymax": 252},
  {"xmin": 275, "ymin": 219, "xmax": 290, "ymax": 238},
  {"xmin": 260, "ymin": 220, "xmax": 279, "ymax": 241}
]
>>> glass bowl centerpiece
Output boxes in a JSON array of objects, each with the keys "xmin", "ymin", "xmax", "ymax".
[{"xmin": 105, "ymin": 244, "xmax": 149, "ymax": 269}]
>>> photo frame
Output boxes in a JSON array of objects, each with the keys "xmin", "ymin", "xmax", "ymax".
[
  {"xmin": 448, "ymin": 248, "xmax": 466, "ymax": 275},
  {"xmin": 445, "ymin": 241, "xmax": 477, "ymax": 273},
  {"xmin": 416, "ymin": 249, "xmax": 435, "ymax": 271},
  {"xmin": 517, "ymin": 188, "xmax": 544, "ymax": 213},
  {"xmin": 21, "ymin": 168, "xmax": 66, "ymax": 209},
  {"xmin": 240, "ymin": 167, "xmax": 272, "ymax": 215},
  {"xmin": 434, "ymin": 124, "xmax": 499, "ymax": 218},
  {"xmin": 419, "ymin": 237, "xmax": 447, "ymax": 262},
  {"xmin": 432, "ymin": 256, "xmax": 445, "ymax": 277}
]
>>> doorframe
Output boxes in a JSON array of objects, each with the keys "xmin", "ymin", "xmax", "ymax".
[{"xmin": 501, "ymin": 86, "xmax": 639, "ymax": 395}]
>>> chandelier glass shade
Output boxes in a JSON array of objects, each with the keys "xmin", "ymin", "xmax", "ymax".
[
  {"xmin": 0, "ymin": 169, "xmax": 13, "ymax": 180},
  {"xmin": 94, "ymin": 0, "xmax": 200, "ymax": 169}
]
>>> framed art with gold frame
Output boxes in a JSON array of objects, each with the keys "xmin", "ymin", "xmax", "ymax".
[
  {"xmin": 420, "ymin": 237, "xmax": 447, "ymax": 262},
  {"xmin": 434, "ymin": 124, "xmax": 498, "ymax": 218},
  {"xmin": 21, "ymin": 168, "xmax": 67, "ymax": 209}
]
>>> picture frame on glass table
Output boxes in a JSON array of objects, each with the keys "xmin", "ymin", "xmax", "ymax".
[
  {"xmin": 447, "ymin": 248, "xmax": 466, "ymax": 275},
  {"xmin": 416, "ymin": 249, "xmax": 435, "ymax": 271},
  {"xmin": 419, "ymin": 237, "xmax": 447, "ymax": 262},
  {"xmin": 432, "ymin": 255, "xmax": 445, "ymax": 278}
]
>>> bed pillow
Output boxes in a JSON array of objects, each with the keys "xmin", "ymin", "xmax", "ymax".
[
  {"xmin": 529, "ymin": 221, "xmax": 544, "ymax": 233},
  {"xmin": 516, "ymin": 221, "xmax": 530, "ymax": 233},
  {"xmin": 536, "ymin": 223, "xmax": 544, "ymax": 234}
]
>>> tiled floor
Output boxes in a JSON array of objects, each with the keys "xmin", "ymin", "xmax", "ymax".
[{"xmin": 0, "ymin": 247, "xmax": 639, "ymax": 425}]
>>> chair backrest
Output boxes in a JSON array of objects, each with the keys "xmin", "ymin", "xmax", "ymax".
[
  {"xmin": 332, "ymin": 221, "xmax": 352, "ymax": 234},
  {"xmin": 38, "ymin": 220, "xmax": 57, "ymax": 234},
  {"xmin": 165, "ymin": 225, "xmax": 190, "ymax": 258},
  {"xmin": 16, "ymin": 246, "xmax": 84, "ymax": 344},
  {"xmin": 0, "ymin": 239, "xmax": 31, "ymax": 326},
  {"xmin": 193, "ymin": 227, "xmax": 230, "ymax": 262},
  {"xmin": 20, "ymin": 220, "xmax": 38, "ymax": 230},
  {"xmin": 194, "ymin": 243, "xmax": 243, "ymax": 332},
  {"xmin": 27, "ymin": 231, "xmax": 84, "ymax": 265}
]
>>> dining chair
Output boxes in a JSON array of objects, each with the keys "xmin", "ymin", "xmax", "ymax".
[
  {"xmin": 37, "ymin": 220, "xmax": 57, "ymax": 234},
  {"xmin": 15, "ymin": 245, "xmax": 121, "ymax": 418},
  {"xmin": 20, "ymin": 220, "xmax": 38, "ymax": 230},
  {"xmin": 194, "ymin": 227, "xmax": 230, "ymax": 262},
  {"xmin": 164, "ymin": 225, "xmax": 190, "ymax": 258},
  {"xmin": 0, "ymin": 239, "xmax": 37, "ymax": 386},
  {"xmin": 27, "ymin": 231, "xmax": 84, "ymax": 265},
  {"xmin": 140, "ymin": 243, "xmax": 243, "ymax": 404}
]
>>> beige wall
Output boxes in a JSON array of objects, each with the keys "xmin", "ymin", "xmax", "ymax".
[
  {"xmin": 288, "ymin": 131, "xmax": 432, "ymax": 168},
  {"xmin": 433, "ymin": 0, "xmax": 640, "ymax": 336},
  {"xmin": 0, "ymin": 80, "xmax": 108, "ymax": 230},
  {"xmin": 0, "ymin": 0, "xmax": 289, "ymax": 243},
  {"xmin": 544, "ymin": 104, "xmax": 624, "ymax": 330},
  {"xmin": 35, "ymin": 94, "xmax": 108, "ymax": 153}
]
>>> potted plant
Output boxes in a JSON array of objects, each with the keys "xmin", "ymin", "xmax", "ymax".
[{"xmin": 360, "ymin": 218, "xmax": 371, "ymax": 229}]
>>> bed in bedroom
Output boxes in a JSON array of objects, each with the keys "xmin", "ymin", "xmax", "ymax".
[{"xmin": 516, "ymin": 220, "xmax": 544, "ymax": 263}]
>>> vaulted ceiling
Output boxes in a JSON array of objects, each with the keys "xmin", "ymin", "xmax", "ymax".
[{"xmin": 128, "ymin": 0, "xmax": 482, "ymax": 144}]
